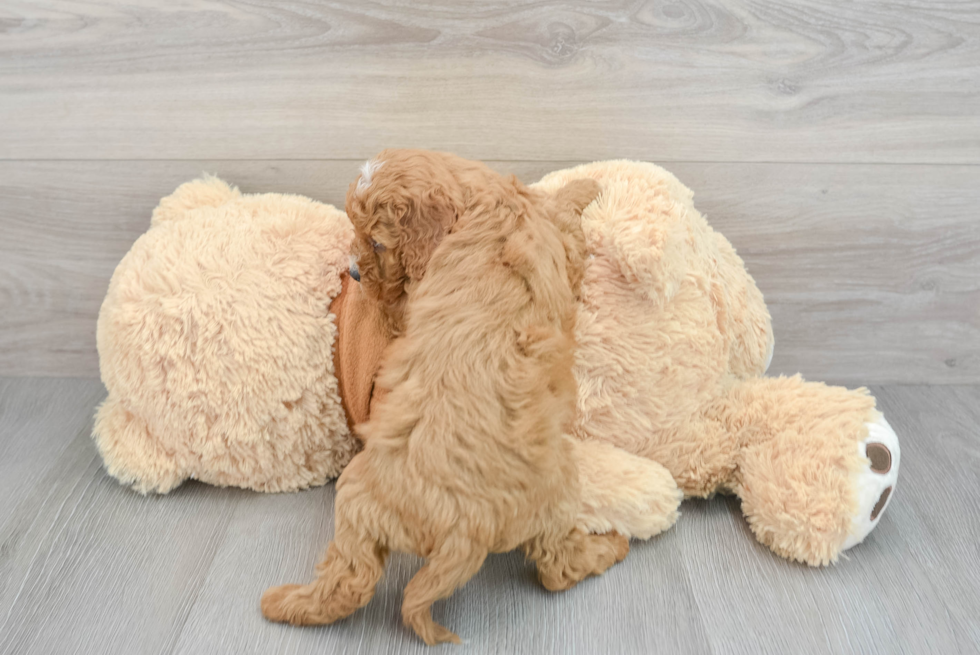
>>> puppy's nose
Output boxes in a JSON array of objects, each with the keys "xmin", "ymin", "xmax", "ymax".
[{"xmin": 349, "ymin": 263, "xmax": 360, "ymax": 282}]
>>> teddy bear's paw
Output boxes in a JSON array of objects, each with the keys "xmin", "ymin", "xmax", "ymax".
[{"xmin": 841, "ymin": 413, "xmax": 900, "ymax": 551}]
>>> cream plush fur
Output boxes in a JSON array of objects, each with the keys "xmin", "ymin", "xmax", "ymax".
[
  {"xmin": 93, "ymin": 175, "xmax": 680, "ymax": 543},
  {"xmin": 94, "ymin": 178, "xmax": 358, "ymax": 493},
  {"xmin": 532, "ymin": 161, "xmax": 899, "ymax": 566},
  {"xmin": 94, "ymin": 161, "xmax": 899, "ymax": 567}
]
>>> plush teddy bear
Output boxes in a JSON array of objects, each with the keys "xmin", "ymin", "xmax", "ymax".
[
  {"xmin": 531, "ymin": 161, "xmax": 900, "ymax": 565},
  {"xmin": 93, "ymin": 175, "xmax": 681, "ymax": 541},
  {"xmin": 93, "ymin": 177, "xmax": 359, "ymax": 494},
  {"xmin": 93, "ymin": 162, "xmax": 900, "ymax": 567}
]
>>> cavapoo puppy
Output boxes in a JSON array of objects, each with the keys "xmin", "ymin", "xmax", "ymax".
[{"xmin": 261, "ymin": 150, "xmax": 623, "ymax": 645}]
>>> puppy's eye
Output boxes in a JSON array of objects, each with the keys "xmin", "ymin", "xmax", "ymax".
[{"xmin": 372, "ymin": 240, "xmax": 386, "ymax": 253}]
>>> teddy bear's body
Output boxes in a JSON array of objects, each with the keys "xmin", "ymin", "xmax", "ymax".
[
  {"xmin": 94, "ymin": 162, "xmax": 899, "ymax": 567},
  {"xmin": 536, "ymin": 161, "xmax": 776, "ymax": 489},
  {"xmin": 534, "ymin": 162, "xmax": 899, "ymax": 564}
]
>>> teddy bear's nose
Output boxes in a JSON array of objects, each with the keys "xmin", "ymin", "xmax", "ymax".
[{"xmin": 349, "ymin": 262, "xmax": 360, "ymax": 282}]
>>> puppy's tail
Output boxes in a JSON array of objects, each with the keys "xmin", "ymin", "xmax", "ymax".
[{"xmin": 571, "ymin": 438, "xmax": 682, "ymax": 540}]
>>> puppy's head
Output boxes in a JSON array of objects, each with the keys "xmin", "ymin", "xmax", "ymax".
[{"xmin": 345, "ymin": 149, "xmax": 464, "ymax": 319}]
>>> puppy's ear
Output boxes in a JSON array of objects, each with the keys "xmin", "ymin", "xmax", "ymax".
[{"xmin": 398, "ymin": 188, "xmax": 458, "ymax": 280}]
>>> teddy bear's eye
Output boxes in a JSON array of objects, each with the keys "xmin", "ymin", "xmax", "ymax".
[{"xmin": 372, "ymin": 240, "xmax": 386, "ymax": 253}]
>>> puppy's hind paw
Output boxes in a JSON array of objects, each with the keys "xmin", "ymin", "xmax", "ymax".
[
  {"xmin": 261, "ymin": 583, "xmax": 314, "ymax": 625},
  {"xmin": 590, "ymin": 530, "xmax": 629, "ymax": 574},
  {"xmin": 535, "ymin": 530, "xmax": 630, "ymax": 592}
]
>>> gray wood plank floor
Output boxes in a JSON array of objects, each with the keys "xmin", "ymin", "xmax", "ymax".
[{"xmin": 0, "ymin": 378, "xmax": 977, "ymax": 655}]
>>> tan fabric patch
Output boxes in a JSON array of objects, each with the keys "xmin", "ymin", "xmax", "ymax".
[{"xmin": 331, "ymin": 273, "xmax": 393, "ymax": 436}]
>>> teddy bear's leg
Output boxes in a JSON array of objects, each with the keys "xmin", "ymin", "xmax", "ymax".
[
  {"xmin": 571, "ymin": 438, "xmax": 682, "ymax": 539},
  {"xmin": 714, "ymin": 376, "xmax": 900, "ymax": 566},
  {"xmin": 91, "ymin": 396, "xmax": 187, "ymax": 494}
]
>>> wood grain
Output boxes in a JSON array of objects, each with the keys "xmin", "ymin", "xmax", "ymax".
[
  {"xmin": 0, "ymin": 378, "xmax": 106, "ymax": 531},
  {"xmin": 1, "ymin": 160, "xmax": 977, "ymax": 383},
  {"xmin": 668, "ymin": 162, "xmax": 980, "ymax": 386},
  {"xmin": 0, "ymin": 378, "xmax": 977, "ymax": 654},
  {"xmin": 0, "ymin": 0, "xmax": 978, "ymax": 162},
  {"xmin": 0, "ymin": 421, "xmax": 241, "ymax": 655}
]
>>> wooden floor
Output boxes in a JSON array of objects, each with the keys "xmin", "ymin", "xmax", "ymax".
[{"xmin": 0, "ymin": 378, "xmax": 977, "ymax": 655}]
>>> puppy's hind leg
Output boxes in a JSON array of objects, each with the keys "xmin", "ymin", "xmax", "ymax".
[
  {"xmin": 262, "ymin": 522, "xmax": 388, "ymax": 626},
  {"xmin": 523, "ymin": 528, "xmax": 629, "ymax": 592},
  {"xmin": 401, "ymin": 537, "xmax": 488, "ymax": 645}
]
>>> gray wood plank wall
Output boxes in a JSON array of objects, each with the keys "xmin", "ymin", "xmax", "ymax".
[{"xmin": 1, "ymin": 0, "xmax": 978, "ymax": 383}]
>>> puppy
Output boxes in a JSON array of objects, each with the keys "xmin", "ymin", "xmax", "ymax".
[{"xmin": 261, "ymin": 150, "xmax": 623, "ymax": 645}]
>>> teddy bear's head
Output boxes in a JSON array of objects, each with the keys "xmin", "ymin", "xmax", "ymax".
[{"xmin": 93, "ymin": 177, "xmax": 360, "ymax": 494}]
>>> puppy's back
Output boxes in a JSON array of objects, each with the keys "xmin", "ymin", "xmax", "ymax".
[{"xmin": 363, "ymin": 195, "xmax": 578, "ymax": 490}]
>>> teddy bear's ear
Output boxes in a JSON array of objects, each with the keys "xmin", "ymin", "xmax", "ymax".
[
  {"xmin": 538, "ymin": 161, "xmax": 694, "ymax": 306},
  {"xmin": 151, "ymin": 174, "xmax": 241, "ymax": 226}
]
